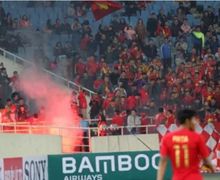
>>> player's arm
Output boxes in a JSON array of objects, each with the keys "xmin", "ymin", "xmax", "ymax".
[
  {"xmin": 157, "ymin": 156, "xmax": 168, "ymax": 180},
  {"xmin": 202, "ymin": 157, "xmax": 215, "ymax": 173},
  {"xmin": 198, "ymin": 135, "xmax": 215, "ymax": 173},
  {"xmin": 157, "ymin": 136, "xmax": 168, "ymax": 180}
]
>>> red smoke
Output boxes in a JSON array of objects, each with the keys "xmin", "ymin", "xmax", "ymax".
[{"xmin": 18, "ymin": 67, "xmax": 82, "ymax": 153}]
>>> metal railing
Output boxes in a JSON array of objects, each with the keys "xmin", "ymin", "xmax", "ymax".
[
  {"xmin": 86, "ymin": 117, "xmax": 155, "ymax": 125},
  {"xmin": 0, "ymin": 122, "xmax": 157, "ymax": 153},
  {"xmin": 0, "ymin": 47, "xmax": 96, "ymax": 98}
]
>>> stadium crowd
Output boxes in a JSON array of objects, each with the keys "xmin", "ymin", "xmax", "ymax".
[
  {"xmin": 0, "ymin": 1, "xmax": 220, "ymax": 137},
  {"xmin": 71, "ymin": 1, "xmax": 220, "ymax": 133}
]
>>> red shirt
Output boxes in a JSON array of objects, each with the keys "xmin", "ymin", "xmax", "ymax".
[
  {"xmin": 112, "ymin": 115, "xmax": 124, "ymax": 126},
  {"xmin": 118, "ymin": 32, "xmax": 126, "ymax": 43},
  {"xmin": 126, "ymin": 96, "xmax": 136, "ymax": 110},
  {"xmin": 93, "ymin": 79, "xmax": 104, "ymax": 90},
  {"xmin": 87, "ymin": 58, "xmax": 98, "ymax": 76},
  {"xmin": 78, "ymin": 91, "xmax": 87, "ymax": 109},
  {"xmin": 75, "ymin": 62, "xmax": 86, "ymax": 76},
  {"xmin": 80, "ymin": 36, "xmax": 90, "ymax": 50},
  {"xmin": 183, "ymin": 95, "xmax": 195, "ymax": 105},
  {"xmin": 155, "ymin": 113, "xmax": 166, "ymax": 125},
  {"xmin": 139, "ymin": 88, "xmax": 149, "ymax": 105},
  {"xmin": 102, "ymin": 98, "xmax": 111, "ymax": 110},
  {"xmin": 166, "ymin": 115, "xmax": 175, "ymax": 127},
  {"xmin": 160, "ymin": 128, "xmax": 209, "ymax": 180}
]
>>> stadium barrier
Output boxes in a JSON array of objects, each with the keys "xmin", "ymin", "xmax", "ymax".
[
  {"xmin": 0, "ymin": 122, "xmax": 157, "ymax": 153},
  {"xmin": 1, "ymin": 152, "xmax": 219, "ymax": 180},
  {"xmin": 0, "ymin": 151, "xmax": 172, "ymax": 180},
  {"xmin": 0, "ymin": 47, "xmax": 96, "ymax": 98}
]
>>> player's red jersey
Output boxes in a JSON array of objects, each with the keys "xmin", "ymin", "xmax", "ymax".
[{"xmin": 160, "ymin": 128, "xmax": 209, "ymax": 180}]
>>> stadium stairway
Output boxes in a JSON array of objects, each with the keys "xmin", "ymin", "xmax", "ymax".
[{"xmin": 0, "ymin": 47, "xmax": 93, "ymax": 118}]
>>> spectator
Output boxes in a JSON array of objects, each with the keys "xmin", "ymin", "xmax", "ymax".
[
  {"xmin": 53, "ymin": 41, "xmax": 64, "ymax": 58},
  {"xmin": 98, "ymin": 76, "xmax": 113, "ymax": 96},
  {"xmin": 139, "ymin": 84, "xmax": 149, "ymax": 106},
  {"xmin": 79, "ymin": 113, "xmax": 89, "ymax": 152},
  {"xmin": 4, "ymin": 98, "xmax": 16, "ymax": 122},
  {"xmin": 86, "ymin": 56, "xmax": 98, "ymax": 78},
  {"xmin": 202, "ymin": 11, "xmax": 212, "ymax": 29},
  {"xmin": 142, "ymin": 40, "xmax": 157, "ymax": 60},
  {"xmin": 67, "ymin": 1, "xmax": 75, "ymax": 17},
  {"xmin": 3, "ymin": 13, "xmax": 13, "ymax": 30},
  {"xmin": 16, "ymin": 105, "xmax": 28, "ymax": 122},
  {"xmin": 157, "ymin": 9, "xmax": 167, "ymax": 26},
  {"xmin": 54, "ymin": 18, "xmax": 62, "ymax": 34},
  {"xmin": 111, "ymin": 110, "xmax": 124, "ymax": 135},
  {"xmin": 98, "ymin": 112, "xmax": 108, "ymax": 136},
  {"xmin": 75, "ymin": 3, "xmax": 86, "ymax": 17},
  {"xmin": 135, "ymin": 18, "xmax": 147, "ymax": 42},
  {"xmin": 124, "ymin": 25, "xmax": 136, "ymax": 41},
  {"xmin": 45, "ymin": 19, "xmax": 53, "ymax": 33},
  {"xmin": 215, "ymin": 47, "xmax": 220, "ymax": 62},
  {"xmin": 0, "ymin": 2, "xmax": 5, "ymax": 23},
  {"xmin": 105, "ymin": 100, "xmax": 115, "ymax": 118},
  {"xmin": 209, "ymin": 35, "xmax": 219, "ymax": 54},
  {"xmin": 147, "ymin": 13, "xmax": 158, "ymax": 37},
  {"xmin": 9, "ymin": 71, "xmax": 19, "ymax": 92},
  {"xmin": 71, "ymin": 18, "xmax": 81, "ymax": 33},
  {"xmin": 155, "ymin": 107, "xmax": 166, "ymax": 125},
  {"xmin": 0, "ymin": 98, "xmax": 4, "ymax": 109},
  {"xmin": 166, "ymin": 109, "xmax": 175, "ymax": 126},
  {"xmin": 89, "ymin": 94, "xmax": 102, "ymax": 119},
  {"xmin": 156, "ymin": 21, "xmax": 172, "ymax": 38},
  {"xmin": 114, "ymin": 81, "xmax": 127, "ymax": 98},
  {"xmin": 78, "ymin": 90, "xmax": 87, "ymax": 118},
  {"xmin": 71, "ymin": 91, "xmax": 78, "ymax": 105},
  {"xmin": 80, "ymin": 33, "xmax": 91, "ymax": 55},
  {"xmin": 62, "ymin": 18, "xmax": 71, "ymax": 34},
  {"xmin": 176, "ymin": 6, "xmax": 185, "ymax": 22},
  {"xmin": 71, "ymin": 18, "xmax": 82, "ymax": 49},
  {"xmin": 12, "ymin": 18, "xmax": 18, "ymax": 30},
  {"xmin": 146, "ymin": 99, "xmax": 157, "ymax": 116},
  {"xmin": 74, "ymin": 57, "xmax": 86, "ymax": 77},
  {"xmin": 109, "ymin": 67, "xmax": 120, "ymax": 87},
  {"xmin": 19, "ymin": 15, "xmax": 30, "ymax": 28},
  {"xmin": 180, "ymin": 19, "xmax": 191, "ymax": 34},
  {"xmin": 192, "ymin": 26, "xmax": 205, "ymax": 56},
  {"xmin": 81, "ymin": 72, "xmax": 94, "ymax": 89},
  {"xmin": 127, "ymin": 109, "xmax": 141, "ymax": 134},
  {"xmin": 161, "ymin": 38, "xmax": 172, "ymax": 74},
  {"xmin": 171, "ymin": 18, "xmax": 181, "ymax": 37}
]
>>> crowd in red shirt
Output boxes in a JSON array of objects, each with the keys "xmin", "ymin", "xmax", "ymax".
[{"xmin": 66, "ymin": 2, "xmax": 220, "ymax": 128}]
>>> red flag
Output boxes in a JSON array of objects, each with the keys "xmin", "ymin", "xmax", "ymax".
[{"xmin": 91, "ymin": 1, "xmax": 123, "ymax": 21}]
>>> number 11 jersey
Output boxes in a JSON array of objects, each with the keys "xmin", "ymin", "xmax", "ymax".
[{"xmin": 160, "ymin": 128, "xmax": 209, "ymax": 180}]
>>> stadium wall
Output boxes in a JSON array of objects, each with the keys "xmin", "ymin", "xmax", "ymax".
[
  {"xmin": 0, "ymin": 133, "xmax": 62, "ymax": 158},
  {"xmin": 0, "ymin": 55, "xmax": 24, "ymax": 76},
  {"xmin": 91, "ymin": 134, "xmax": 159, "ymax": 152}
]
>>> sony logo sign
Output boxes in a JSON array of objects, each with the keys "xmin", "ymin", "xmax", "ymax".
[{"xmin": 24, "ymin": 160, "xmax": 47, "ymax": 180}]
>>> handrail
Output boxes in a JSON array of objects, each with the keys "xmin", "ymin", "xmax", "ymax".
[
  {"xmin": 0, "ymin": 122, "xmax": 158, "ymax": 152},
  {"xmin": 0, "ymin": 47, "xmax": 96, "ymax": 98},
  {"xmin": 85, "ymin": 117, "xmax": 155, "ymax": 125},
  {"xmin": 0, "ymin": 122, "xmax": 157, "ymax": 136}
]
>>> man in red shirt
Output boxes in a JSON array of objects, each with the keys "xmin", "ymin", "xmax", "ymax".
[
  {"xmin": 166, "ymin": 109, "xmax": 175, "ymax": 127},
  {"xmin": 157, "ymin": 109, "xmax": 214, "ymax": 180},
  {"xmin": 74, "ymin": 57, "xmax": 86, "ymax": 76},
  {"xmin": 111, "ymin": 110, "xmax": 124, "ymax": 135},
  {"xmin": 112, "ymin": 110, "xmax": 124, "ymax": 127},
  {"xmin": 155, "ymin": 107, "xmax": 166, "ymax": 125}
]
